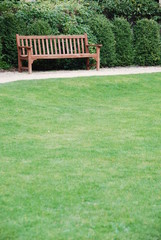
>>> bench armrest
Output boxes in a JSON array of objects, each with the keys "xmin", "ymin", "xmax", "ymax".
[
  {"xmin": 87, "ymin": 44, "xmax": 102, "ymax": 48},
  {"xmin": 18, "ymin": 45, "xmax": 32, "ymax": 57},
  {"xmin": 18, "ymin": 46, "xmax": 32, "ymax": 50}
]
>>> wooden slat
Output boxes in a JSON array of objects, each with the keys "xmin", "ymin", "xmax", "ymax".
[
  {"xmin": 62, "ymin": 39, "xmax": 65, "ymax": 54},
  {"xmin": 19, "ymin": 35, "xmax": 85, "ymax": 40},
  {"xmin": 54, "ymin": 39, "xmax": 57, "ymax": 54},
  {"xmin": 73, "ymin": 39, "xmax": 77, "ymax": 54},
  {"xmin": 38, "ymin": 39, "xmax": 41, "ymax": 55},
  {"xmin": 21, "ymin": 39, "xmax": 25, "ymax": 55},
  {"xmin": 26, "ymin": 39, "xmax": 28, "ymax": 47},
  {"xmin": 66, "ymin": 39, "xmax": 69, "ymax": 54},
  {"xmin": 81, "ymin": 38, "xmax": 84, "ymax": 53},
  {"xmin": 46, "ymin": 39, "xmax": 49, "ymax": 55},
  {"xmin": 50, "ymin": 39, "xmax": 53, "ymax": 54},
  {"xmin": 77, "ymin": 38, "xmax": 80, "ymax": 53},
  {"xmin": 42, "ymin": 39, "xmax": 45, "ymax": 54},
  {"xmin": 84, "ymin": 33, "xmax": 89, "ymax": 53},
  {"xmin": 69, "ymin": 39, "xmax": 73, "ymax": 54},
  {"xmin": 30, "ymin": 39, "xmax": 33, "ymax": 54},
  {"xmin": 25, "ymin": 39, "xmax": 28, "ymax": 55},
  {"xmin": 58, "ymin": 39, "xmax": 61, "ymax": 54},
  {"xmin": 34, "ymin": 39, "xmax": 37, "ymax": 55}
]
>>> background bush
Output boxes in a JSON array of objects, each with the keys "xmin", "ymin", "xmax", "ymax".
[
  {"xmin": 1, "ymin": 12, "xmax": 27, "ymax": 66},
  {"xmin": 134, "ymin": 19, "xmax": 161, "ymax": 66},
  {"xmin": 0, "ymin": 0, "xmax": 161, "ymax": 70},
  {"xmin": 101, "ymin": 0, "xmax": 161, "ymax": 24},
  {"xmin": 87, "ymin": 14, "xmax": 116, "ymax": 67},
  {"xmin": 0, "ymin": 37, "xmax": 4, "ymax": 69},
  {"xmin": 26, "ymin": 20, "xmax": 53, "ymax": 35},
  {"xmin": 0, "ymin": 37, "xmax": 10, "ymax": 70},
  {"xmin": 112, "ymin": 17, "xmax": 134, "ymax": 66},
  {"xmin": 0, "ymin": 1, "xmax": 100, "ymax": 70}
]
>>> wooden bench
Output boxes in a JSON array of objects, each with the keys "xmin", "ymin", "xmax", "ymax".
[{"xmin": 16, "ymin": 33, "xmax": 102, "ymax": 74}]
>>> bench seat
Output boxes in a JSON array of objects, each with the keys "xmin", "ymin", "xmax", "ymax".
[
  {"xmin": 16, "ymin": 34, "xmax": 102, "ymax": 74},
  {"xmin": 20, "ymin": 53, "xmax": 97, "ymax": 59}
]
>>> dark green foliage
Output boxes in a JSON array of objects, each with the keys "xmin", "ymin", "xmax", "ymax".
[
  {"xmin": 102, "ymin": 0, "xmax": 161, "ymax": 24},
  {"xmin": 134, "ymin": 19, "xmax": 160, "ymax": 66},
  {"xmin": 49, "ymin": 2, "xmax": 97, "ymax": 43},
  {"xmin": 0, "ymin": 37, "xmax": 3, "ymax": 68},
  {"xmin": 0, "ymin": 38, "xmax": 2, "ymax": 61},
  {"xmin": 0, "ymin": 0, "xmax": 161, "ymax": 70},
  {"xmin": 0, "ymin": 1, "xmax": 99, "ymax": 70},
  {"xmin": 112, "ymin": 18, "xmax": 134, "ymax": 66},
  {"xmin": 0, "ymin": 37, "xmax": 10, "ymax": 69},
  {"xmin": 26, "ymin": 20, "xmax": 53, "ymax": 35},
  {"xmin": 87, "ymin": 14, "xmax": 116, "ymax": 66},
  {"xmin": 1, "ymin": 13, "xmax": 27, "ymax": 66}
]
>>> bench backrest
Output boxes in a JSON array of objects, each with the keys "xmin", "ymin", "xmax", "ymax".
[{"xmin": 16, "ymin": 34, "xmax": 89, "ymax": 56}]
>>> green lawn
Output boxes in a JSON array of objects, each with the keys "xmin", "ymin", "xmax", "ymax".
[{"xmin": 0, "ymin": 73, "xmax": 161, "ymax": 240}]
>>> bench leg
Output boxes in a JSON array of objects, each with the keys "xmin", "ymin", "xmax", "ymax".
[
  {"xmin": 96, "ymin": 57, "xmax": 100, "ymax": 71},
  {"xmin": 18, "ymin": 58, "xmax": 22, "ymax": 72},
  {"xmin": 96, "ymin": 47, "xmax": 100, "ymax": 71},
  {"xmin": 27, "ymin": 50, "xmax": 33, "ymax": 74},
  {"xmin": 28, "ymin": 59, "xmax": 32, "ymax": 74},
  {"xmin": 86, "ymin": 58, "xmax": 90, "ymax": 70}
]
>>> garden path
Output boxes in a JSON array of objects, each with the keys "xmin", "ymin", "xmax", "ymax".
[{"xmin": 0, "ymin": 66, "xmax": 161, "ymax": 84}]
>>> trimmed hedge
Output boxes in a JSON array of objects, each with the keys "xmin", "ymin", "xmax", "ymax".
[
  {"xmin": 0, "ymin": 1, "xmax": 99, "ymax": 70},
  {"xmin": 87, "ymin": 14, "xmax": 116, "ymax": 67},
  {"xmin": 102, "ymin": 0, "xmax": 161, "ymax": 24},
  {"xmin": 134, "ymin": 19, "xmax": 160, "ymax": 66},
  {"xmin": 0, "ymin": 38, "xmax": 2, "ymax": 62},
  {"xmin": 0, "ymin": 37, "xmax": 3, "ymax": 68},
  {"xmin": 0, "ymin": 1, "xmax": 161, "ymax": 70},
  {"xmin": 0, "ymin": 37, "xmax": 10, "ymax": 69},
  {"xmin": 112, "ymin": 17, "xmax": 133, "ymax": 66},
  {"xmin": 1, "ymin": 13, "xmax": 27, "ymax": 66}
]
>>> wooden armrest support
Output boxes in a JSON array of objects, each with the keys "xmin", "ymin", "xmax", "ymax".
[
  {"xmin": 87, "ymin": 44, "xmax": 102, "ymax": 48},
  {"xmin": 18, "ymin": 46, "xmax": 32, "ymax": 50}
]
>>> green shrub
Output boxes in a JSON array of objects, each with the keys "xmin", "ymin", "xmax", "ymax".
[
  {"xmin": 87, "ymin": 14, "xmax": 116, "ymax": 67},
  {"xmin": 0, "ymin": 38, "xmax": 2, "ymax": 62},
  {"xmin": 112, "ymin": 17, "xmax": 133, "ymax": 66},
  {"xmin": 26, "ymin": 19, "xmax": 54, "ymax": 35},
  {"xmin": 160, "ymin": 25, "xmax": 161, "ymax": 64},
  {"xmin": 0, "ymin": 1, "xmax": 116, "ymax": 69},
  {"xmin": 0, "ymin": 37, "xmax": 4, "ymax": 68},
  {"xmin": 0, "ymin": 1, "xmax": 99, "ymax": 70},
  {"xmin": 1, "ymin": 13, "xmax": 27, "ymax": 66},
  {"xmin": 102, "ymin": 0, "xmax": 161, "ymax": 24},
  {"xmin": 134, "ymin": 19, "xmax": 160, "ymax": 66},
  {"xmin": 0, "ymin": 37, "xmax": 10, "ymax": 70}
]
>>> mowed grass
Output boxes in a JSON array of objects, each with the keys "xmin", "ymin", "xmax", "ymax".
[{"xmin": 0, "ymin": 73, "xmax": 161, "ymax": 240}]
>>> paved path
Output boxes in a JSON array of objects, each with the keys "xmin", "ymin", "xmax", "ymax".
[{"xmin": 0, "ymin": 66, "xmax": 161, "ymax": 84}]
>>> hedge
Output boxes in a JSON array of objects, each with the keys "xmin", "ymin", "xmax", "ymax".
[
  {"xmin": 1, "ymin": 13, "xmax": 27, "ymax": 66},
  {"xmin": 0, "ymin": 1, "xmax": 161, "ymax": 70},
  {"xmin": 87, "ymin": 14, "xmax": 116, "ymax": 67},
  {"xmin": 0, "ymin": 1, "xmax": 99, "ymax": 70},
  {"xmin": 112, "ymin": 17, "xmax": 133, "ymax": 66},
  {"xmin": 102, "ymin": 0, "xmax": 161, "ymax": 24},
  {"xmin": 0, "ymin": 38, "xmax": 3, "ymax": 68},
  {"xmin": 134, "ymin": 19, "xmax": 161, "ymax": 66}
]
